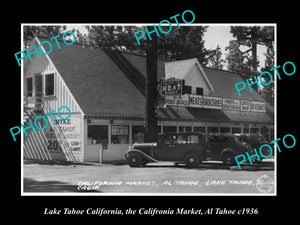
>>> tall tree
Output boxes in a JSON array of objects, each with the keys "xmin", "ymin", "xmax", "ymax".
[
  {"xmin": 225, "ymin": 40, "xmax": 252, "ymax": 76},
  {"xmin": 229, "ymin": 26, "xmax": 274, "ymax": 79},
  {"xmin": 207, "ymin": 45, "xmax": 225, "ymax": 69},
  {"xmin": 230, "ymin": 26, "xmax": 274, "ymax": 96},
  {"xmin": 23, "ymin": 26, "xmax": 65, "ymax": 48}
]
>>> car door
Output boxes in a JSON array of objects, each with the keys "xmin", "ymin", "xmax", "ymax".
[
  {"xmin": 153, "ymin": 133, "xmax": 177, "ymax": 161},
  {"xmin": 207, "ymin": 135, "xmax": 226, "ymax": 160}
]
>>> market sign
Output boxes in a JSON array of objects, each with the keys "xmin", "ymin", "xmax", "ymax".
[
  {"xmin": 189, "ymin": 94, "xmax": 203, "ymax": 108},
  {"xmin": 250, "ymin": 101, "xmax": 266, "ymax": 112},
  {"xmin": 202, "ymin": 96, "xmax": 222, "ymax": 109},
  {"xmin": 223, "ymin": 98, "xmax": 240, "ymax": 111},
  {"xmin": 241, "ymin": 100, "xmax": 250, "ymax": 111},
  {"xmin": 165, "ymin": 94, "xmax": 189, "ymax": 107},
  {"xmin": 161, "ymin": 79, "xmax": 184, "ymax": 96}
]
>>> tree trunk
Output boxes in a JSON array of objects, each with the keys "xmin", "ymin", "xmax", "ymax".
[{"xmin": 144, "ymin": 29, "xmax": 158, "ymax": 142}]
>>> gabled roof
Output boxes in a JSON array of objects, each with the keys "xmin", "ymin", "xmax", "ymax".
[
  {"xmin": 164, "ymin": 58, "xmax": 214, "ymax": 92},
  {"xmin": 35, "ymin": 36, "xmax": 273, "ymax": 123},
  {"xmin": 38, "ymin": 37, "xmax": 146, "ymax": 117}
]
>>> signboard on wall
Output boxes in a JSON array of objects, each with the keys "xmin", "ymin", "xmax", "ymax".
[
  {"xmin": 111, "ymin": 125, "xmax": 129, "ymax": 135},
  {"xmin": 223, "ymin": 98, "xmax": 240, "ymax": 111},
  {"xmin": 45, "ymin": 114, "xmax": 82, "ymax": 152},
  {"xmin": 189, "ymin": 94, "xmax": 203, "ymax": 108},
  {"xmin": 161, "ymin": 79, "xmax": 184, "ymax": 96},
  {"xmin": 165, "ymin": 94, "xmax": 189, "ymax": 107},
  {"xmin": 202, "ymin": 96, "xmax": 223, "ymax": 109},
  {"xmin": 251, "ymin": 101, "xmax": 266, "ymax": 112},
  {"xmin": 241, "ymin": 100, "xmax": 251, "ymax": 111}
]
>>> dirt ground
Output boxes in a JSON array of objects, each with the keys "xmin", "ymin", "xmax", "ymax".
[{"xmin": 23, "ymin": 158, "xmax": 275, "ymax": 194}]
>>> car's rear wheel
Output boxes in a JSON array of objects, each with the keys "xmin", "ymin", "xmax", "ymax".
[
  {"xmin": 222, "ymin": 152, "xmax": 235, "ymax": 166},
  {"xmin": 128, "ymin": 153, "xmax": 143, "ymax": 167},
  {"xmin": 184, "ymin": 153, "xmax": 200, "ymax": 168}
]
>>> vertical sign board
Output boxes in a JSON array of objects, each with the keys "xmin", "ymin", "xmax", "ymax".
[
  {"xmin": 45, "ymin": 114, "xmax": 82, "ymax": 159},
  {"xmin": 161, "ymin": 79, "xmax": 184, "ymax": 96},
  {"xmin": 223, "ymin": 98, "xmax": 240, "ymax": 111},
  {"xmin": 165, "ymin": 94, "xmax": 189, "ymax": 107},
  {"xmin": 202, "ymin": 96, "xmax": 223, "ymax": 109},
  {"xmin": 251, "ymin": 101, "xmax": 266, "ymax": 112},
  {"xmin": 189, "ymin": 94, "xmax": 203, "ymax": 108},
  {"xmin": 241, "ymin": 100, "xmax": 251, "ymax": 111}
]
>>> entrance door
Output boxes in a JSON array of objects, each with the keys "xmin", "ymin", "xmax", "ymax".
[{"xmin": 34, "ymin": 74, "xmax": 43, "ymax": 108}]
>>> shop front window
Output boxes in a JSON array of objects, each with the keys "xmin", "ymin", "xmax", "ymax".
[
  {"xmin": 88, "ymin": 125, "xmax": 108, "ymax": 145},
  {"xmin": 132, "ymin": 126, "xmax": 145, "ymax": 144},
  {"xmin": 232, "ymin": 127, "xmax": 242, "ymax": 134},
  {"xmin": 163, "ymin": 126, "xmax": 177, "ymax": 133},
  {"xmin": 111, "ymin": 125, "xmax": 129, "ymax": 144},
  {"xmin": 179, "ymin": 126, "xmax": 192, "ymax": 132},
  {"xmin": 207, "ymin": 127, "xmax": 218, "ymax": 134},
  {"xmin": 220, "ymin": 127, "xmax": 230, "ymax": 133},
  {"xmin": 193, "ymin": 126, "xmax": 206, "ymax": 133}
]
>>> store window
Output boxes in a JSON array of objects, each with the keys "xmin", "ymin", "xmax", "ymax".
[
  {"xmin": 250, "ymin": 128, "xmax": 259, "ymax": 134},
  {"xmin": 132, "ymin": 126, "xmax": 145, "ymax": 144},
  {"xmin": 111, "ymin": 125, "xmax": 129, "ymax": 144},
  {"xmin": 88, "ymin": 125, "xmax": 108, "ymax": 145},
  {"xmin": 193, "ymin": 126, "xmax": 206, "ymax": 133},
  {"xmin": 179, "ymin": 126, "xmax": 192, "ymax": 132},
  {"xmin": 45, "ymin": 73, "xmax": 55, "ymax": 96},
  {"xmin": 26, "ymin": 78, "xmax": 33, "ymax": 97},
  {"xmin": 220, "ymin": 127, "xmax": 230, "ymax": 133},
  {"xmin": 232, "ymin": 127, "xmax": 242, "ymax": 134},
  {"xmin": 243, "ymin": 127, "xmax": 249, "ymax": 133},
  {"xmin": 163, "ymin": 126, "xmax": 177, "ymax": 133},
  {"xmin": 207, "ymin": 127, "xmax": 218, "ymax": 134}
]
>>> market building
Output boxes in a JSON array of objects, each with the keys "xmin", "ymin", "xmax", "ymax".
[{"xmin": 23, "ymin": 36, "xmax": 274, "ymax": 163}]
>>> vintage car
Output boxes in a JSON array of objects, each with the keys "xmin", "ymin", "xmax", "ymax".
[
  {"xmin": 233, "ymin": 133, "xmax": 272, "ymax": 159},
  {"xmin": 125, "ymin": 132, "xmax": 252, "ymax": 168}
]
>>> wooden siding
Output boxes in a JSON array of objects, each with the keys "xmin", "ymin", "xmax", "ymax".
[{"xmin": 23, "ymin": 37, "xmax": 84, "ymax": 162}]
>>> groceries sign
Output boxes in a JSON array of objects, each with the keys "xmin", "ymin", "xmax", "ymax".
[{"xmin": 164, "ymin": 95, "xmax": 266, "ymax": 112}]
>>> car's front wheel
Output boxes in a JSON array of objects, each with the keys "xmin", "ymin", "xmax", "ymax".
[
  {"xmin": 184, "ymin": 153, "xmax": 200, "ymax": 168},
  {"xmin": 128, "ymin": 153, "xmax": 143, "ymax": 167}
]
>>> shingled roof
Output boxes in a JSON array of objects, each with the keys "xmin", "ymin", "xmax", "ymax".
[{"xmin": 37, "ymin": 37, "xmax": 274, "ymax": 123}]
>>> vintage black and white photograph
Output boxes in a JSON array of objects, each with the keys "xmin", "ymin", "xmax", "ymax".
[{"xmin": 20, "ymin": 23, "xmax": 276, "ymax": 195}]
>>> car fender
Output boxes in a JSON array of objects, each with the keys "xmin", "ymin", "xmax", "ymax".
[
  {"xmin": 126, "ymin": 149, "xmax": 158, "ymax": 163},
  {"xmin": 219, "ymin": 148, "xmax": 235, "ymax": 160}
]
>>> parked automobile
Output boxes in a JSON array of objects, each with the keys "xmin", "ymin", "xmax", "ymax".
[
  {"xmin": 233, "ymin": 133, "xmax": 272, "ymax": 160},
  {"xmin": 125, "ymin": 132, "xmax": 252, "ymax": 168},
  {"xmin": 205, "ymin": 133, "xmax": 252, "ymax": 165}
]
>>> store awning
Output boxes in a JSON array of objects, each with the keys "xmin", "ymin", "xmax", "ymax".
[
  {"xmin": 222, "ymin": 110, "xmax": 273, "ymax": 124},
  {"xmin": 157, "ymin": 106, "xmax": 273, "ymax": 124}
]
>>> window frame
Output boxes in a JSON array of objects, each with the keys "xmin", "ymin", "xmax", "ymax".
[{"xmin": 44, "ymin": 73, "xmax": 55, "ymax": 97}]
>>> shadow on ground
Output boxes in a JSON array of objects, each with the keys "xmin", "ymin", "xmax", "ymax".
[
  {"xmin": 23, "ymin": 178, "xmax": 101, "ymax": 193},
  {"xmin": 144, "ymin": 160, "xmax": 274, "ymax": 171}
]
